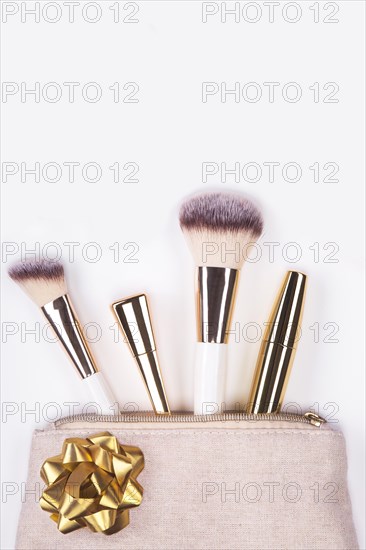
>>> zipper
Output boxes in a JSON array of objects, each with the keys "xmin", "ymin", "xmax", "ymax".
[{"xmin": 55, "ymin": 411, "xmax": 326, "ymax": 428}]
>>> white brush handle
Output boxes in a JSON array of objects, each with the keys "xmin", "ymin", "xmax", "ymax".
[
  {"xmin": 194, "ymin": 342, "xmax": 227, "ymax": 415},
  {"xmin": 82, "ymin": 372, "xmax": 118, "ymax": 415}
]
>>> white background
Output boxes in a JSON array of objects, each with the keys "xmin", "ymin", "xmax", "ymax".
[{"xmin": 1, "ymin": 1, "xmax": 365, "ymax": 548}]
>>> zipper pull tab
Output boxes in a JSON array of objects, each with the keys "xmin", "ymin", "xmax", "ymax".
[{"xmin": 304, "ymin": 411, "xmax": 326, "ymax": 427}]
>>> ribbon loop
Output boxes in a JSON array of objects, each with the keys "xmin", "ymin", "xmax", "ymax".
[{"xmin": 40, "ymin": 432, "xmax": 144, "ymax": 535}]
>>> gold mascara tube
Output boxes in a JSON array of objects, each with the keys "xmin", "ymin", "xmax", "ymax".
[{"xmin": 246, "ymin": 271, "xmax": 307, "ymax": 414}]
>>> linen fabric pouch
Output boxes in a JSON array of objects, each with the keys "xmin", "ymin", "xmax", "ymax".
[{"xmin": 16, "ymin": 412, "xmax": 358, "ymax": 550}]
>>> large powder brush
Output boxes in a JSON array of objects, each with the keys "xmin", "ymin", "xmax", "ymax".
[{"xmin": 179, "ymin": 192, "xmax": 263, "ymax": 414}]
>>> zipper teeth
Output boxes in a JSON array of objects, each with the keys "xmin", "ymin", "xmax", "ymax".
[{"xmin": 55, "ymin": 411, "xmax": 316, "ymax": 427}]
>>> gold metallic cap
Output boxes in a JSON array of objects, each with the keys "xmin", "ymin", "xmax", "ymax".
[
  {"xmin": 112, "ymin": 294, "xmax": 170, "ymax": 415},
  {"xmin": 246, "ymin": 271, "xmax": 307, "ymax": 414},
  {"xmin": 263, "ymin": 270, "xmax": 307, "ymax": 349}
]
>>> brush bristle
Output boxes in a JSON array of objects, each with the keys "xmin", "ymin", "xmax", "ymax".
[
  {"xmin": 8, "ymin": 261, "xmax": 67, "ymax": 307},
  {"xmin": 179, "ymin": 192, "xmax": 263, "ymax": 269}
]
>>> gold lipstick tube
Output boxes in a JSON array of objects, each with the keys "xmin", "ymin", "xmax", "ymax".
[
  {"xmin": 112, "ymin": 294, "xmax": 170, "ymax": 415},
  {"xmin": 246, "ymin": 271, "xmax": 307, "ymax": 414},
  {"xmin": 197, "ymin": 266, "xmax": 240, "ymax": 343},
  {"xmin": 42, "ymin": 294, "xmax": 97, "ymax": 379}
]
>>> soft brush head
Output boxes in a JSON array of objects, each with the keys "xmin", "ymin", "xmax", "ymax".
[
  {"xmin": 179, "ymin": 192, "xmax": 263, "ymax": 269},
  {"xmin": 8, "ymin": 261, "xmax": 67, "ymax": 307}
]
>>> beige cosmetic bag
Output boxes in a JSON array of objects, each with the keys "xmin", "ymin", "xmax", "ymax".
[{"xmin": 16, "ymin": 411, "xmax": 358, "ymax": 550}]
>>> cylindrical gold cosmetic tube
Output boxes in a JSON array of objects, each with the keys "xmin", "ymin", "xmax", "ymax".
[
  {"xmin": 246, "ymin": 271, "xmax": 307, "ymax": 414},
  {"xmin": 112, "ymin": 294, "xmax": 170, "ymax": 415}
]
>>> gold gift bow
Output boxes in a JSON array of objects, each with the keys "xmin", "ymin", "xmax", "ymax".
[{"xmin": 40, "ymin": 432, "xmax": 144, "ymax": 535}]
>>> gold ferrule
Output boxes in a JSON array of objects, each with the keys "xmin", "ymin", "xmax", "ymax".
[
  {"xmin": 246, "ymin": 271, "xmax": 307, "ymax": 414},
  {"xmin": 112, "ymin": 294, "xmax": 170, "ymax": 415},
  {"xmin": 197, "ymin": 266, "xmax": 239, "ymax": 344},
  {"xmin": 41, "ymin": 294, "xmax": 98, "ymax": 379}
]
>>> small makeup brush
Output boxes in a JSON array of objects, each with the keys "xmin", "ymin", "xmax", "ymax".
[
  {"xmin": 179, "ymin": 192, "xmax": 263, "ymax": 415},
  {"xmin": 8, "ymin": 261, "xmax": 117, "ymax": 414}
]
